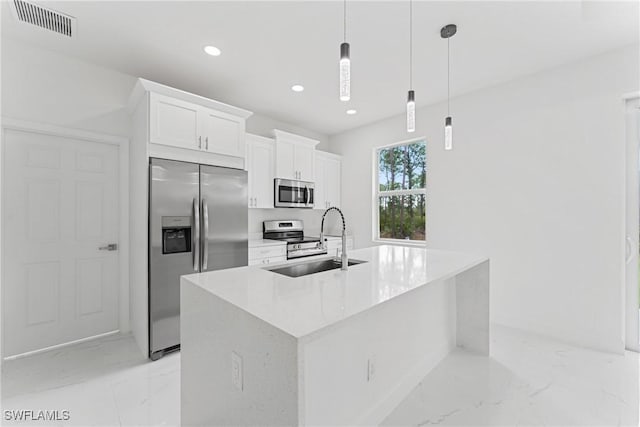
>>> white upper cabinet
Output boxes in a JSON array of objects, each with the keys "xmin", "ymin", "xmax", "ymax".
[
  {"xmin": 246, "ymin": 134, "xmax": 275, "ymax": 209},
  {"xmin": 201, "ymin": 109, "xmax": 245, "ymax": 158},
  {"xmin": 314, "ymin": 156, "xmax": 326, "ymax": 210},
  {"xmin": 294, "ymin": 143, "xmax": 315, "ymax": 181},
  {"xmin": 149, "ymin": 93, "xmax": 200, "ymax": 150},
  {"xmin": 315, "ymin": 151, "xmax": 342, "ymax": 210},
  {"xmin": 275, "ymin": 139, "xmax": 296, "ymax": 179},
  {"xmin": 273, "ymin": 129, "xmax": 319, "ymax": 181},
  {"xmin": 133, "ymin": 79, "xmax": 252, "ymax": 162}
]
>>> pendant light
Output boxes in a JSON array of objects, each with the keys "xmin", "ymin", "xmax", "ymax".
[
  {"xmin": 406, "ymin": 0, "xmax": 415, "ymax": 133},
  {"xmin": 441, "ymin": 24, "xmax": 457, "ymax": 150},
  {"xmin": 339, "ymin": 0, "xmax": 350, "ymax": 101}
]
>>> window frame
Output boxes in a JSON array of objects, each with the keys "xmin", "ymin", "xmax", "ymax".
[{"xmin": 372, "ymin": 137, "xmax": 427, "ymax": 246}]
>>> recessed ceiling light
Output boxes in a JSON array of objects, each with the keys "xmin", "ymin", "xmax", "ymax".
[
  {"xmin": 346, "ymin": 109, "xmax": 357, "ymax": 115},
  {"xmin": 291, "ymin": 84, "xmax": 305, "ymax": 92},
  {"xmin": 203, "ymin": 45, "xmax": 221, "ymax": 56}
]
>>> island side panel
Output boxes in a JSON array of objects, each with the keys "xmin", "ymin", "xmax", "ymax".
[
  {"xmin": 181, "ymin": 280, "xmax": 299, "ymax": 426},
  {"xmin": 300, "ymin": 277, "xmax": 457, "ymax": 426},
  {"xmin": 455, "ymin": 259, "xmax": 490, "ymax": 355}
]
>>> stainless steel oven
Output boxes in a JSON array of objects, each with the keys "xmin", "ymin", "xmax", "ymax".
[
  {"xmin": 263, "ymin": 220, "xmax": 326, "ymax": 259},
  {"xmin": 274, "ymin": 178, "xmax": 314, "ymax": 208}
]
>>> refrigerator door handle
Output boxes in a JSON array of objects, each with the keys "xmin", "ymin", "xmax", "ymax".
[
  {"xmin": 193, "ymin": 198, "xmax": 200, "ymax": 272},
  {"xmin": 202, "ymin": 199, "xmax": 209, "ymax": 271}
]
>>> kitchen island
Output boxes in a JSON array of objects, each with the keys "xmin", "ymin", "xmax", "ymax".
[{"xmin": 181, "ymin": 245, "xmax": 489, "ymax": 426}]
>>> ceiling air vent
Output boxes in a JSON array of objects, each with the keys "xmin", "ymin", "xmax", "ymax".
[{"xmin": 9, "ymin": 0, "xmax": 76, "ymax": 38}]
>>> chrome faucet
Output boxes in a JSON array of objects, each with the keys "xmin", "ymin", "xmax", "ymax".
[{"xmin": 320, "ymin": 207, "xmax": 348, "ymax": 271}]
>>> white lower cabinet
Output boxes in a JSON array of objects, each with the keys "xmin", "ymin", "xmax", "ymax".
[
  {"xmin": 315, "ymin": 151, "xmax": 342, "ymax": 210},
  {"xmin": 246, "ymin": 134, "xmax": 275, "ymax": 208},
  {"xmin": 249, "ymin": 256, "xmax": 287, "ymax": 266},
  {"xmin": 248, "ymin": 242, "xmax": 286, "ymax": 265}
]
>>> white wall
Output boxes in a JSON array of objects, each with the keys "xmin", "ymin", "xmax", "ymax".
[
  {"xmin": 1, "ymin": 38, "xmax": 329, "ymax": 147},
  {"xmin": 1, "ymin": 38, "xmax": 136, "ymax": 137},
  {"xmin": 329, "ymin": 44, "xmax": 639, "ymax": 353}
]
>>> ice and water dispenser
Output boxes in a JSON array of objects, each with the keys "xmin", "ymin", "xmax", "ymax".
[{"xmin": 161, "ymin": 216, "xmax": 192, "ymax": 255}]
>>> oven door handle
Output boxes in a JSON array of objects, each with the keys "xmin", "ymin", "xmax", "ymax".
[{"xmin": 305, "ymin": 185, "xmax": 310, "ymax": 205}]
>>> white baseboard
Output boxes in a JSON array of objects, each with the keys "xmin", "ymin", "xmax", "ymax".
[{"xmin": 3, "ymin": 330, "xmax": 120, "ymax": 361}]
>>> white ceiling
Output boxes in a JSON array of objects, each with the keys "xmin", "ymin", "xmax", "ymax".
[{"xmin": 2, "ymin": 1, "xmax": 638, "ymax": 135}]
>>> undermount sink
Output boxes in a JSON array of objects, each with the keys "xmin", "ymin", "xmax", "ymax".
[{"xmin": 268, "ymin": 258, "xmax": 367, "ymax": 278}]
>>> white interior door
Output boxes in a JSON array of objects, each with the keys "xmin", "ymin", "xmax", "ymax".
[
  {"xmin": 625, "ymin": 97, "xmax": 640, "ymax": 352},
  {"xmin": 3, "ymin": 129, "xmax": 120, "ymax": 357}
]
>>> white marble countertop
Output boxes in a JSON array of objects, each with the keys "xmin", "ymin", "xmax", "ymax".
[{"xmin": 181, "ymin": 245, "xmax": 488, "ymax": 339}]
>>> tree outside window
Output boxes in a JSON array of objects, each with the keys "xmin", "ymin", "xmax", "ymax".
[{"xmin": 376, "ymin": 140, "xmax": 426, "ymax": 242}]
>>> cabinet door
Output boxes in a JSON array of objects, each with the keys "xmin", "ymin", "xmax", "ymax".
[
  {"xmin": 201, "ymin": 109, "xmax": 244, "ymax": 158},
  {"xmin": 314, "ymin": 156, "xmax": 327, "ymax": 210},
  {"xmin": 149, "ymin": 93, "xmax": 200, "ymax": 150},
  {"xmin": 248, "ymin": 138, "xmax": 275, "ymax": 209},
  {"xmin": 325, "ymin": 157, "xmax": 341, "ymax": 208},
  {"xmin": 275, "ymin": 140, "xmax": 295, "ymax": 180},
  {"xmin": 294, "ymin": 144, "xmax": 315, "ymax": 181}
]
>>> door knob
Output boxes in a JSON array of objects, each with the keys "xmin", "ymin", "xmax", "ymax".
[{"xmin": 99, "ymin": 243, "xmax": 118, "ymax": 251}]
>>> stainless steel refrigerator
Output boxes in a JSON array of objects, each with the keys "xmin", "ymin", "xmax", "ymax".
[{"xmin": 149, "ymin": 158, "xmax": 248, "ymax": 360}]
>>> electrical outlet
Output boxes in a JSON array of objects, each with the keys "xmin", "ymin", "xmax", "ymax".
[
  {"xmin": 231, "ymin": 351, "xmax": 243, "ymax": 391},
  {"xmin": 367, "ymin": 356, "xmax": 376, "ymax": 382}
]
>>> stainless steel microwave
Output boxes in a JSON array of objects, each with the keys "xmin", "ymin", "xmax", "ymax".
[{"xmin": 274, "ymin": 178, "xmax": 314, "ymax": 208}]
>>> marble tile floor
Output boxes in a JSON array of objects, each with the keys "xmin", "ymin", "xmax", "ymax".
[{"xmin": 1, "ymin": 325, "xmax": 637, "ymax": 426}]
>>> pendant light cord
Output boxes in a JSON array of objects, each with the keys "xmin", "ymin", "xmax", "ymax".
[
  {"xmin": 409, "ymin": 0, "xmax": 413, "ymax": 89},
  {"xmin": 343, "ymin": 0, "xmax": 347, "ymax": 42},
  {"xmin": 447, "ymin": 36, "xmax": 450, "ymax": 116}
]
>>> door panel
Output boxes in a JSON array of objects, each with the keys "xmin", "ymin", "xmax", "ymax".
[
  {"xmin": 200, "ymin": 165, "xmax": 248, "ymax": 272},
  {"xmin": 314, "ymin": 156, "xmax": 326, "ymax": 210},
  {"xmin": 3, "ymin": 129, "xmax": 119, "ymax": 357},
  {"xmin": 202, "ymin": 110, "xmax": 243, "ymax": 157},
  {"xmin": 326, "ymin": 157, "xmax": 342, "ymax": 208},
  {"xmin": 248, "ymin": 138, "xmax": 275, "ymax": 208},
  {"xmin": 149, "ymin": 93, "xmax": 200, "ymax": 150},
  {"xmin": 294, "ymin": 144, "xmax": 314, "ymax": 181},
  {"xmin": 149, "ymin": 158, "xmax": 200, "ymax": 356},
  {"xmin": 625, "ymin": 99, "xmax": 640, "ymax": 351},
  {"xmin": 276, "ymin": 140, "xmax": 295, "ymax": 179}
]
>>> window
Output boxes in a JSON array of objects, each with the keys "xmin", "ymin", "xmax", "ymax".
[{"xmin": 375, "ymin": 139, "xmax": 426, "ymax": 242}]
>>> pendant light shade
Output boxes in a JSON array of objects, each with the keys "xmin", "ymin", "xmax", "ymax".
[
  {"xmin": 407, "ymin": 90, "xmax": 416, "ymax": 133},
  {"xmin": 406, "ymin": 0, "xmax": 415, "ymax": 132},
  {"xmin": 340, "ymin": 42, "xmax": 351, "ymax": 101},
  {"xmin": 339, "ymin": 0, "xmax": 350, "ymax": 101},
  {"xmin": 441, "ymin": 24, "xmax": 457, "ymax": 150},
  {"xmin": 444, "ymin": 116, "xmax": 452, "ymax": 150}
]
